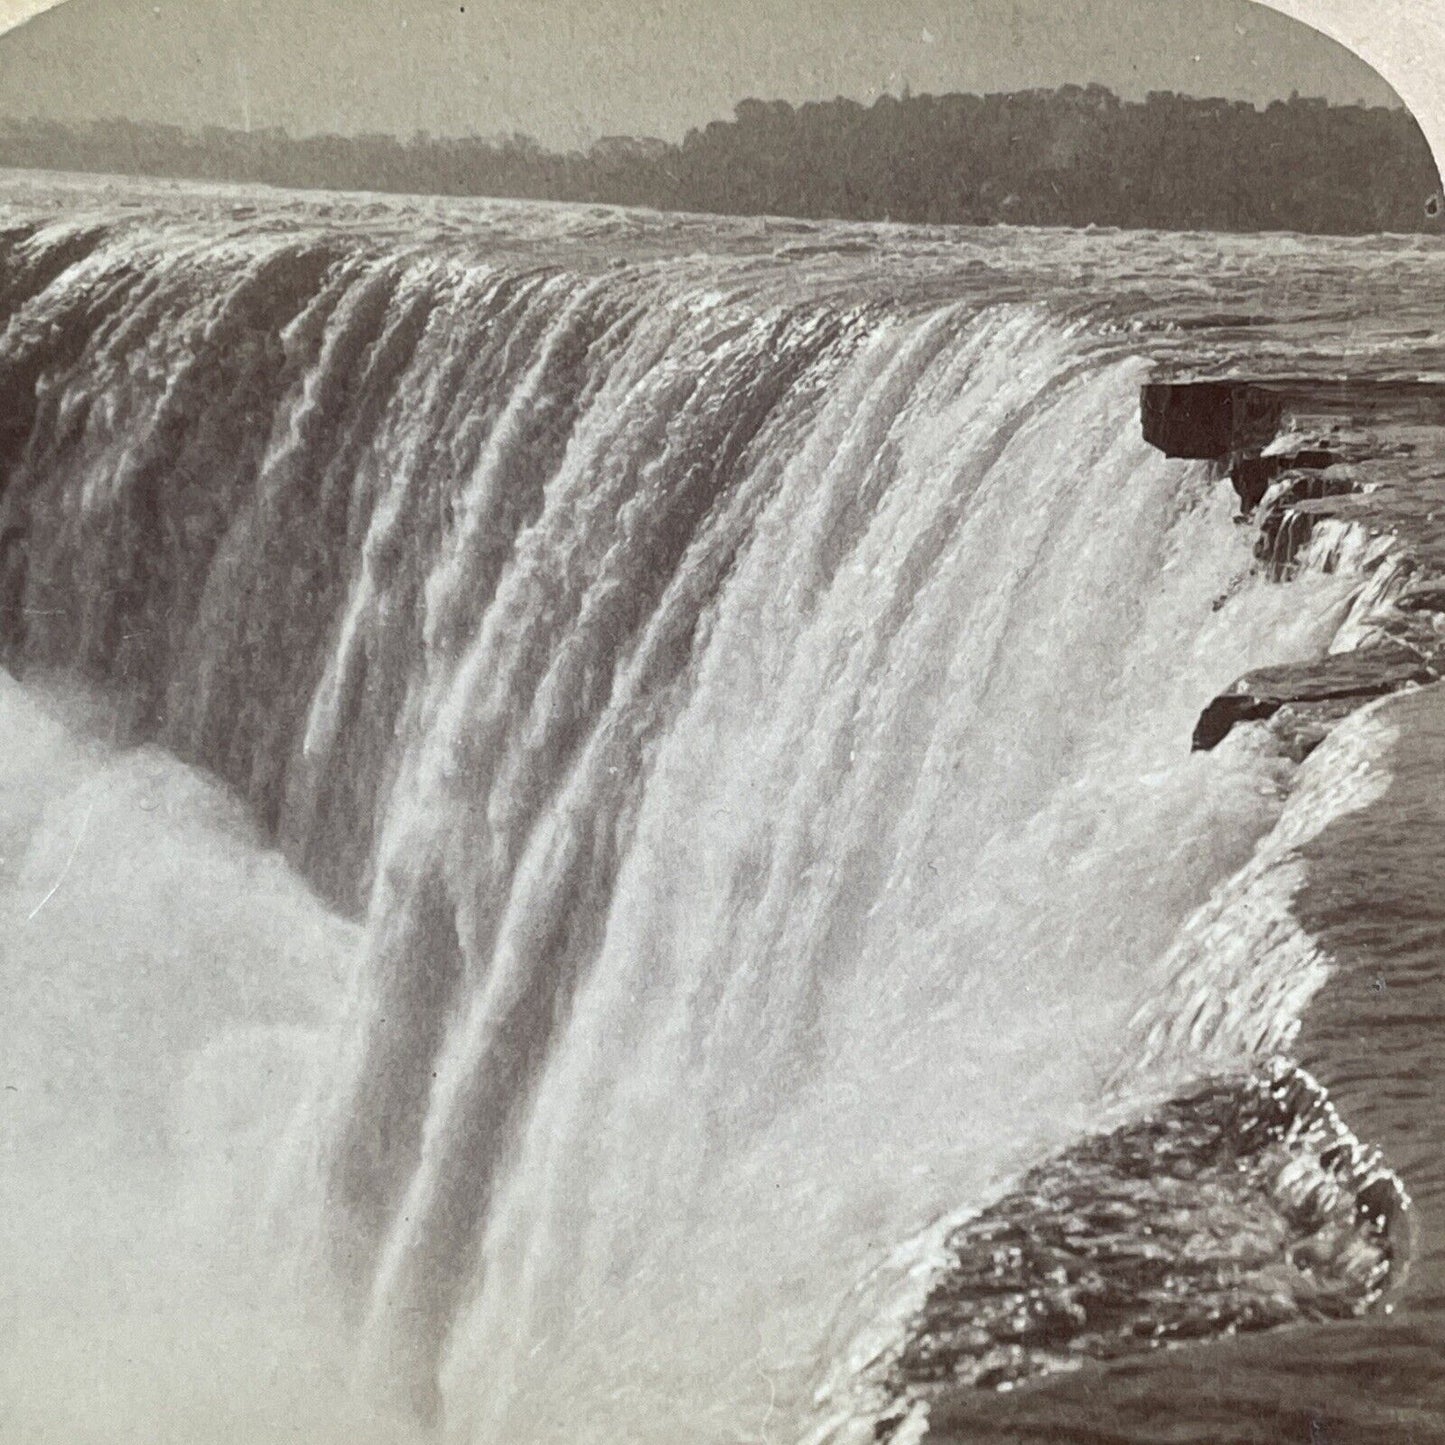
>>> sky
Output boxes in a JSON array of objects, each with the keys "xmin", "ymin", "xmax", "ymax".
[{"xmin": 0, "ymin": 0, "xmax": 1405, "ymax": 149}]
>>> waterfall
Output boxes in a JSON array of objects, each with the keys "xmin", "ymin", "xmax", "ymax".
[{"xmin": 0, "ymin": 199, "xmax": 1391, "ymax": 1443}]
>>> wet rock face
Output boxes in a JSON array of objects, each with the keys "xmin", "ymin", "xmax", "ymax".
[
  {"xmin": 1253, "ymin": 468, "xmax": 1354, "ymax": 575},
  {"xmin": 1192, "ymin": 643, "xmax": 1441, "ymax": 753},
  {"xmin": 1397, "ymin": 583, "xmax": 1445, "ymax": 614},
  {"xmin": 1140, "ymin": 382, "xmax": 1284, "ymax": 461},
  {"xmin": 879, "ymin": 1068, "xmax": 1405, "ymax": 1437},
  {"xmin": 1232, "ymin": 451, "xmax": 1341, "ymax": 515},
  {"xmin": 1138, "ymin": 376, "xmax": 1445, "ymax": 760},
  {"xmin": 1144, "ymin": 378, "xmax": 1445, "ymax": 460}
]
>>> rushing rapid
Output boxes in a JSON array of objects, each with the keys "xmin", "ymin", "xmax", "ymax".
[{"xmin": 2, "ymin": 173, "xmax": 1444, "ymax": 1444}]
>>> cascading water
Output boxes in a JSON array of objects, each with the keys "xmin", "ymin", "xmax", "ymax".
[{"xmin": 0, "ymin": 179, "xmax": 1436, "ymax": 1444}]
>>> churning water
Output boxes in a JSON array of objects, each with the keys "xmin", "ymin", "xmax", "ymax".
[{"xmin": 2, "ymin": 173, "xmax": 1444, "ymax": 1443}]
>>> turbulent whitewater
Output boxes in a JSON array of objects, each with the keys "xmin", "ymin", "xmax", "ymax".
[{"xmin": 2, "ymin": 173, "xmax": 1444, "ymax": 1444}]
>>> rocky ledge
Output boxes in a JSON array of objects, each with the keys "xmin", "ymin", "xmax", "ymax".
[
  {"xmin": 1141, "ymin": 378, "xmax": 1445, "ymax": 465},
  {"xmin": 1192, "ymin": 642, "xmax": 1443, "ymax": 755},
  {"xmin": 1142, "ymin": 376, "xmax": 1445, "ymax": 760}
]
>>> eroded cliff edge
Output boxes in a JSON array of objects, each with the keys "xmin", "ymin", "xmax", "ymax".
[
  {"xmin": 878, "ymin": 373, "xmax": 1445, "ymax": 1445},
  {"xmin": 1146, "ymin": 376, "xmax": 1445, "ymax": 758}
]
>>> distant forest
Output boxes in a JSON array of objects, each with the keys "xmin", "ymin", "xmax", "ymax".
[{"xmin": 2, "ymin": 85, "xmax": 1441, "ymax": 234}]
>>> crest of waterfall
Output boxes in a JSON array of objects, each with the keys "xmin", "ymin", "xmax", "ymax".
[{"xmin": 0, "ymin": 191, "xmax": 1419, "ymax": 1443}]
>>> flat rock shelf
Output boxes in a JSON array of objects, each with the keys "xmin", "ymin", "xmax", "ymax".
[{"xmin": 1144, "ymin": 375, "xmax": 1445, "ymax": 762}]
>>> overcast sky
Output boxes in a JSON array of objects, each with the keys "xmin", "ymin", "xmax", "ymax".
[{"xmin": 0, "ymin": 0, "xmax": 1404, "ymax": 148}]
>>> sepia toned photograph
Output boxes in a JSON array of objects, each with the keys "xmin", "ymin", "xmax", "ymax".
[{"xmin": 0, "ymin": 1, "xmax": 1443, "ymax": 1440}]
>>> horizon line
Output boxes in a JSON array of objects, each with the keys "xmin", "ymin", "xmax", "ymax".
[{"xmin": 0, "ymin": 81, "xmax": 1411, "ymax": 150}]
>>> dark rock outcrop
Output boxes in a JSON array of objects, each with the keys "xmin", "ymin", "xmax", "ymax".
[
  {"xmin": 1192, "ymin": 643, "xmax": 1439, "ymax": 752},
  {"xmin": 1234, "ymin": 450, "xmax": 1341, "ymax": 515},
  {"xmin": 1253, "ymin": 467, "xmax": 1356, "ymax": 576},
  {"xmin": 1142, "ymin": 377, "xmax": 1445, "ymax": 474},
  {"xmin": 1140, "ymin": 381, "xmax": 1284, "ymax": 461},
  {"xmin": 1139, "ymin": 374, "xmax": 1445, "ymax": 760}
]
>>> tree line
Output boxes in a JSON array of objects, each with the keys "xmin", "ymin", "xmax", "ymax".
[{"xmin": 1, "ymin": 84, "xmax": 1440, "ymax": 234}]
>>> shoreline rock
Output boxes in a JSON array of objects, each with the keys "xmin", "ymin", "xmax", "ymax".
[
  {"xmin": 1192, "ymin": 643, "xmax": 1440, "ymax": 753},
  {"xmin": 1141, "ymin": 376, "xmax": 1445, "ymax": 760}
]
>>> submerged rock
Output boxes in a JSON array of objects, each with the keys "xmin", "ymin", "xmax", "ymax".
[
  {"xmin": 1192, "ymin": 643, "xmax": 1439, "ymax": 752},
  {"xmin": 876, "ymin": 1067, "xmax": 1405, "ymax": 1437}
]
